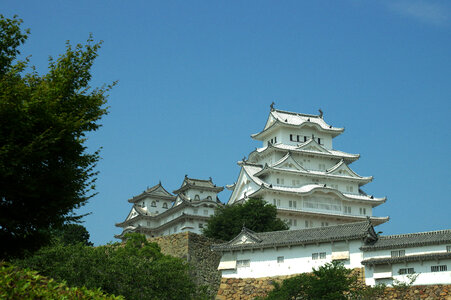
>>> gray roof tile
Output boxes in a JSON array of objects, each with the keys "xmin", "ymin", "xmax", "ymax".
[
  {"xmin": 360, "ymin": 229, "xmax": 451, "ymax": 251},
  {"xmin": 212, "ymin": 220, "xmax": 377, "ymax": 251}
]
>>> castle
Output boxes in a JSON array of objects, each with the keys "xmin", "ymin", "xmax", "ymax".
[{"xmin": 116, "ymin": 104, "xmax": 451, "ymax": 287}]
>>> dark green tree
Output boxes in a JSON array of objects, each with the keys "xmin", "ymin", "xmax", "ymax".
[
  {"xmin": 53, "ymin": 223, "xmax": 93, "ymax": 246},
  {"xmin": 0, "ymin": 15, "xmax": 114, "ymax": 258},
  {"xmin": 203, "ymin": 198, "xmax": 288, "ymax": 241},
  {"xmin": 14, "ymin": 233, "xmax": 207, "ymax": 300},
  {"xmin": 262, "ymin": 261, "xmax": 360, "ymax": 300}
]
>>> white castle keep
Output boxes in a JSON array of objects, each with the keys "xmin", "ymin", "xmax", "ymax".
[{"xmin": 227, "ymin": 104, "xmax": 388, "ymax": 229}]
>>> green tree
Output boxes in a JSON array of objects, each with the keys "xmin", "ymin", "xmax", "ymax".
[
  {"xmin": 0, "ymin": 15, "xmax": 113, "ymax": 258},
  {"xmin": 262, "ymin": 261, "xmax": 359, "ymax": 300},
  {"xmin": 203, "ymin": 198, "xmax": 288, "ymax": 241},
  {"xmin": 53, "ymin": 223, "xmax": 93, "ymax": 246},
  {"xmin": 14, "ymin": 233, "xmax": 207, "ymax": 300}
]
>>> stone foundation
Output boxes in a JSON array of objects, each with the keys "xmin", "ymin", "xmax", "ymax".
[
  {"xmin": 215, "ymin": 274, "xmax": 451, "ymax": 300},
  {"xmin": 148, "ymin": 232, "xmax": 223, "ymax": 299}
]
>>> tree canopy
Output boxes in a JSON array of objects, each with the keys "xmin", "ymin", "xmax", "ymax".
[
  {"xmin": 0, "ymin": 15, "xmax": 113, "ymax": 258},
  {"xmin": 14, "ymin": 233, "xmax": 206, "ymax": 300},
  {"xmin": 203, "ymin": 198, "xmax": 288, "ymax": 241},
  {"xmin": 261, "ymin": 261, "xmax": 359, "ymax": 300}
]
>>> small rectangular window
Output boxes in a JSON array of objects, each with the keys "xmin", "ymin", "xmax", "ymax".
[
  {"xmin": 290, "ymin": 134, "xmax": 293, "ymax": 141},
  {"xmin": 203, "ymin": 209, "xmax": 208, "ymax": 215},
  {"xmin": 344, "ymin": 206, "xmax": 352, "ymax": 214},
  {"xmin": 293, "ymin": 219, "xmax": 297, "ymax": 226},
  {"xmin": 318, "ymin": 138, "xmax": 321, "ymax": 144},
  {"xmin": 312, "ymin": 253, "xmax": 318, "ymax": 260},
  {"xmin": 319, "ymin": 252, "xmax": 326, "ymax": 259},
  {"xmin": 274, "ymin": 137, "xmax": 277, "ymax": 143},
  {"xmin": 304, "ymin": 136, "xmax": 307, "ymax": 142},
  {"xmin": 391, "ymin": 250, "xmax": 405, "ymax": 258},
  {"xmin": 193, "ymin": 208, "xmax": 198, "ymax": 214},
  {"xmin": 447, "ymin": 245, "xmax": 451, "ymax": 252},
  {"xmin": 297, "ymin": 135, "xmax": 300, "ymax": 142},
  {"xmin": 431, "ymin": 265, "xmax": 447, "ymax": 272},
  {"xmin": 359, "ymin": 208, "xmax": 366, "ymax": 215},
  {"xmin": 277, "ymin": 256, "xmax": 284, "ymax": 263},
  {"xmin": 198, "ymin": 223, "xmax": 203, "ymax": 229},
  {"xmin": 236, "ymin": 260, "xmax": 250, "ymax": 268},
  {"xmin": 399, "ymin": 268, "xmax": 415, "ymax": 275},
  {"xmin": 321, "ymin": 222, "xmax": 329, "ymax": 227},
  {"xmin": 276, "ymin": 178, "xmax": 280, "ymax": 184}
]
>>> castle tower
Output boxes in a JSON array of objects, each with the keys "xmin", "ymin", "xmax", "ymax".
[{"xmin": 227, "ymin": 105, "xmax": 388, "ymax": 229}]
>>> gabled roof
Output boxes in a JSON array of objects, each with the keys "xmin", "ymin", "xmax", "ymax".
[
  {"xmin": 360, "ymin": 229, "xmax": 451, "ymax": 251},
  {"xmin": 212, "ymin": 220, "xmax": 378, "ymax": 252},
  {"xmin": 247, "ymin": 142, "xmax": 359, "ymax": 164},
  {"xmin": 173, "ymin": 175, "xmax": 224, "ymax": 194},
  {"xmin": 326, "ymin": 160, "xmax": 373, "ymax": 182},
  {"xmin": 128, "ymin": 182, "xmax": 175, "ymax": 203},
  {"xmin": 251, "ymin": 108, "xmax": 344, "ymax": 140}
]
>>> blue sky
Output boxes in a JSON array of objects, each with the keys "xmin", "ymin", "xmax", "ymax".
[{"xmin": 2, "ymin": 1, "xmax": 450, "ymax": 245}]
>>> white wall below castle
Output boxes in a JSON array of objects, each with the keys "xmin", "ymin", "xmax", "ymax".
[
  {"xmin": 220, "ymin": 240, "xmax": 363, "ymax": 278},
  {"xmin": 365, "ymin": 259, "xmax": 451, "ymax": 286}
]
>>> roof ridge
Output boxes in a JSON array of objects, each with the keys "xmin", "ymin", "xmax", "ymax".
[
  {"xmin": 255, "ymin": 220, "xmax": 370, "ymax": 236},
  {"xmin": 274, "ymin": 109, "xmax": 320, "ymax": 118},
  {"xmin": 380, "ymin": 229, "xmax": 451, "ymax": 239}
]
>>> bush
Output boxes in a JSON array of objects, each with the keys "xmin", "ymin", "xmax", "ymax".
[
  {"xmin": 0, "ymin": 262, "xmax": 123, "ymax": 299},
  {"xmin": 15, "ymin": 233, "xmax": 207, "ymax": 300}
]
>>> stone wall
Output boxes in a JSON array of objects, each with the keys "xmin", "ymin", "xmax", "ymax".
[
  {"xmin": 215, "ymin": 274, "xmax": 451, "ymax": 300},
  {"xmin": 148, "ymin": 232, "xmax": 223, "ymax": 299}
]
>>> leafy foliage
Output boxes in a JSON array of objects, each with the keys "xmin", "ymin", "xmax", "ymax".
[
  {"xmin": 0, "ymin": 262, "xmax": 123, "ymax": 299},
  {"xmin": 262, "ymin": 261, "xmax": 359, "ymax": 300},
  {"xmin": 0, "ymin": 14, "xmax": 114, "ymax": 258},
  {"xmin": 14, "ymin": 233, "xmax": 207, "ymax": 300},
  {"xmin": 203, "ymin": 198, "xmax": 288, "ymax": 241},
  {"xmin": 52, "ymin": 223, "xmax": 93, "ymax": 246}
]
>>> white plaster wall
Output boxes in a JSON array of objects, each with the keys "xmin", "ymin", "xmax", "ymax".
[
  {"xmin": 363, "ymin": 244, "xmax": 450, "ymax": 260},
  {"xmin": 263, "ymin": 127, "xmax": 333, "ymax": 150},
  {"xmin": 365, "ymin": 259, "xmax": 451, "ymax": 286},
  {"xmin": 221, "ymin": 240, "xmax": 364, "ymax": 278}
]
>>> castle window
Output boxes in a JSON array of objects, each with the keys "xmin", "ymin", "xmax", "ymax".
[
  {"xmin": 344, "ymin": 206, "xmax": 352, "ymax": 214},
  {"xmin": 304, "ymin": 136, "xmax": 308, "ymax": 142},
  {"xmin": 398, "ymin": 268, "xmax": 415, "ymax": 275},
  {"xmin": 194, "ymin": 195, "xmax": 200, "ymax": 200},
  {"xmin": 318, "ymin": 138, "xmax": 321, "ymax": 144},
  {"xmin": 273, "ymin": 199, "xmax": 281, "ymax": 207},
  {"xmin": 289, "ymin": 200, "xmax": 297, "ymax": 208},
  {"xmin": 321, "ymin": 222, "xmax": 329, "ymax": 227},
  {"xmin": 391, "ymin": 250, "xmax": 405, "ymax": 258},
  {"xmin": 193, "ymin": 208, "xmax": 198, "ymax": 214},
  {"xmin": 277, "ymin": 256, "xmax": 284, "ymax": 263},
  {"xmin": 359, "ymin": 207, "xmax": 366, "ymax": 215},
  {"xmin": 142, "ymin": 202, "xmax": 145, "ymax": 207},
  {"xmin": 198, "ymin": 223, "xmax": 203, "ymax": 229},
  {"xmin": 203, "ymin": 209, "xmax": 208, "ymax": 215},
  {"xmin": 431, "ymin": 265, "xmax": 447, "ymax": 272},
  {"xmin": 151, "ymin": 201, "xmax": 156, "ymax": 207},
  {"xmin": 297, "ymin": 135, "xmax": 300, "ymax": 142},
  {"xmin": 274, "ymin": 137, "xmax": 277, "ymax": 143},
  {"xmin": 163, "ymin": 202, "xmax": 168, "ymax": 209},
  {"xmin": 207, "ymin": 196, "xmax": 212, "ymax": 200},
  {"xmin": 290, "ymin": 134, "xmax": 293, "ymax": 141},
  {"xmin": 237, "ymin": 260, "xmax": 250, "ymax": 268},
  {"xmin": 305, "ymin": 220, "xmax": 313, "ymax": 228},
  {"xmin": 312, "ymin": 252, "xmax": 326, "ymax": 260},
  {"xmin": 447, "ymin": 245, "xmax": 451, "ymax": 252}
]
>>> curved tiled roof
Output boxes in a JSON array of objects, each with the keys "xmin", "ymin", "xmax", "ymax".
[
  {"xmin": 362, "ymin": 252, "xmax": 451, "ymax": 265},
  {"xmin": 251, "ymin": 109, "xmax": 344, "ymax": 140},
  {"xmin": 212, "ymin": 220, "xmax": 377, "ymax": 252},
  {"xmin": 247, "ymin": 142, "xmax": 359, "ymax": 164},
  {"xmin": 173, "ymin": 176, "xmax": 224, "ymax": 194},
  {"xmin": 360, "ymin": 229, "xmax": 451, "ymax": 251}
]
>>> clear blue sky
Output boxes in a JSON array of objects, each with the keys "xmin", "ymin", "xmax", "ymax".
[{"xmin": 2, "ymin": 1, "xmax": 450, "ymax": 245}]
